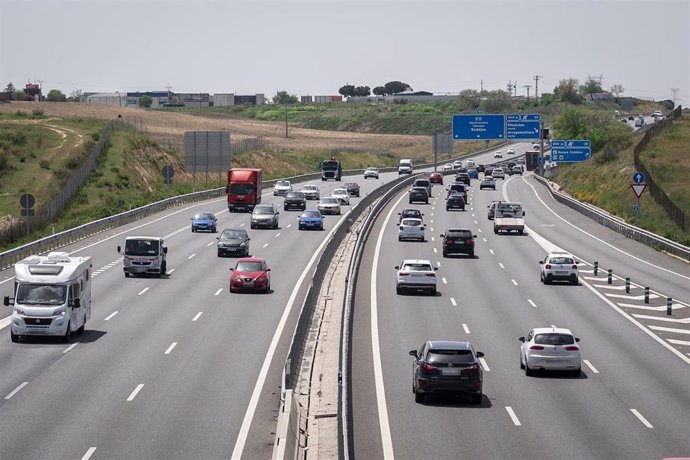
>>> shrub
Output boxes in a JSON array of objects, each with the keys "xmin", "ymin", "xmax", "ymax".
[
  {"xmin": 65, "ymin": 157, "xmax": 80, "ymax": 170},
  {"xmin": 39, "ymin": 159, "xmax": 51, "ymax": 169},
  {"xmin": 92, "ymin": 133, "xmax": 100, "ymax": 141}
]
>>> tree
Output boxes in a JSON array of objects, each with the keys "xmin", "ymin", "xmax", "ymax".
[
  {"xmin": 553, "ymin": 107, "xmax": 589, "ymax": 139},
  {"xmin": 12, "ymin": 90, "xmax": 26, "ymax": 101},
  {"xmin": 339, "ymin": 84, "xmax": 355, "ymax": 98},
  {"xmin": 138, "ymin": 96, "xmax": 153, "ymax": 108},
  {"xmin": 383, "ymin": 81, "xmax": 411, "ymax": 95},
  {"xmin": 46, "ymin": 89, "xmax": 67, "ymax": 102},
  {"xmin": 609, "ymin": 84, "xmax": 624, "ymax": 98},
  {"xmin": 457, "ymin": 89, "xmax": 481, "ymax": 111},
  {"xmin": 555, "ymin": 78, "xmax": 582, "ymax": 104},
  {"xmin": 373, "ymin": 86, "xmax": 386, "ymax": 96},
  {"xmin": 580, "ymin": 78, "xmax": 603, "ymax": 99},
  {"xmin": 354, "ymin": 86, "xmax": 370, "ymax": 97},
  {"xmin": 67, "ymin": 89, "xmax": 83, "ymax": 102},
  {"xmin": 480, "ymin": 89, "xmax": 510, "ymax": 112},
  {"xmin": 273, "ymin": 91, "xmax": 297, "ymax": 104},
  {"xmin": 4, "ymin": 82, "xmax": 15, "ymax": 95}
]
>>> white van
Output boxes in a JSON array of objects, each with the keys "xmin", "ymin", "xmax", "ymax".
[
  {"xmin": 118, "ymin": 236, "xmax": 168, "ymax": 277},
  {"xmin": 399, "ymin": 159, "xmax": 413, "ymax": 175},
  {"xmin": 4, "ymin": 252, "xmax": 92, "ymax": 342}
]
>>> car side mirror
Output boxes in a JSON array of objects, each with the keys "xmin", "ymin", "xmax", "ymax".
[
  {"xmin": 217, "ymin": 236, "xmax": 220, "ymax": 239},
  {"xmin": 476, "ymin": 351, "xmax": 484, "ymax": 358},
  {"xmin": 408, "ymin": 350, "xmax": 418, "ymax": 358},
  {"xmin": 163, "ymin": 247, "xmax": 168, "ymax": 254},
  {"xmin": 117, "ymin": 245, "xmax": 121, "ymax": 253},
  {"xmin": 518, "ymin": 337, "xmax": 525, "ymax": 342},
  {"xmin": 538, "ymin": 261, "xmax": 543, "ymax": 265},
  {"xmin": 229, "ymin": 268, "xmax": 234, "ymax": 271},
  {"xmin": 394, "ymin": 266, "xmax": 400, "ymax": 270},
  {"xmin": 266, "ymin": 268, "xmax": 271, "ymax": 272},
  {"xmin": 423, "ymin": 224, "xmax": 427, "ymax": 227},
  {"xmin": 439, "ymin": 234, "xmax": 444, "ymax": 237},
  {"xmin": 523, "ymin": 211, "xmax": 526, "ymax": 215},
  {"xmin": 71, "ymin": 298, "xmax": 81, "ymax": 309},
  {"xmin": 575, "ymin": 337, "xmax": 580, "ymax": 342},
  {"xmin": 3, "ymin": 296, "xmax": 11, "ymax": 306},
  {"xmin": 473, "ymin": 235, "xmax": 477, "ymax": 238},
  {"xmin": 434, "ymin": 267, "xmax": 438, "ymax": 271}
]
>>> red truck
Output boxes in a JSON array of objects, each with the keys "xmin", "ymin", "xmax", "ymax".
[{"xmin": 226, "ymin": 168, "xmax": 262, "ymax": 212}]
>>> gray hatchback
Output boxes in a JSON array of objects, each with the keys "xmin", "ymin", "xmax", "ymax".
[{"xmin": 251, "ymin": 204, "xmax": 280, "ymax": 229}]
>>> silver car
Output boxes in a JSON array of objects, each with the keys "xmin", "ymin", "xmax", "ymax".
[
  {"xmin": 519, "ymin": 327, "xmax": 581, "ymax": 376},
  {"xmin": 301, "ymin": 184, "xmax": 321, "ymax": 200},
  {"xmin": 398, "ymin": 218, "xmax": 425, "ymax": 242},
  {"xmin": 250, "ymin": 204, "xmax": 280, "ymax": 229},
  {"xmin": 364, "ymin": 167, "xmax": 379, "ymax": 179},
  {"xmin": 318, "ymin": 197, "xmax": 341, "ymax": 215},
  {"xmin": 539, "ymin": 251, "xmax": 579, "ymax": 285},
  {"xmin": 273, "ymin": 180, "xmax": 292, "ymax": 196}
]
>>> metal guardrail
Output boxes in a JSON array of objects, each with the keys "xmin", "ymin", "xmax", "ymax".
[{"xmin": 532, "ymin": 174, "xmax": 690, "ymax": 261}]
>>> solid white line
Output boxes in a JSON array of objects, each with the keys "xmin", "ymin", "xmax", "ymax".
[
  {"xmin": 63, "ymin": 343, "xmax": 78, "ymax": 354},
  {"xmin": 104, "ymin": 311, "xmax": 118, "ymax": 321},
  {"xmin": 583, "ymin": 359, "xmax": 599, "ymax": 374},
  {"xmin": 126, "ymin": 384, "xmax": 144, "ymax": 402},
  {"xmin": 5, "ymin": 382, "xmax": 28, "ymax": 400},
  {"xmin": 81, "ymin": 447, "xmax": 97, "ymax": 460},
  {"xmin": 192, "ymin": 312, "xmax": 203, "ymax": 322},
  {"xmin": 528, "ymin": 299, "xmax": 537, "ymax": 308},
  {"xmin": 164, "ymin": 343, "xmax": 177, "ymax": 355},
  {"xmin": 489, "ymin": 249, "xmax": 494, "ymax": 255},
  {"xmin": 479, "ymin": 357, "xmax": 490, "ymax": 371},
  {"xmin": 231, "ymin": 208, "xmax": 354, "ymax": 459},
  {"xmin": 505, "ymin": 406, "xmax": 521, "ymax": 426},
  {"xmin": 512, "ymin": 279, "xmax": 518, "ymax": 286},
  {"xmin": 214, "ymin": 288, "xmax": 223, "ymax": 296},
  {"xmin": 462, "ymin": 323, "xmax": 470, "ymax": 334},
  {"xmin": 137, "ymin": 287, "xmax": 149, "ymax": 296},
  {"xmin": 450, "ymin": 298, "xmax": 457, "ymax": 306},
  {"xmin": 499, "ymin": 262, "xmax": 505, "ymax": 269},
  {"xmin": 442, "ymin": 277, "xmax": 447, "ymax": 284},
  {"xmin": 188, "ymin": 253, "xmax": 197, "ymax": 260},
  {"xmin": 630, "ymin": 409, "xmax": 654, "ymax": 428}
]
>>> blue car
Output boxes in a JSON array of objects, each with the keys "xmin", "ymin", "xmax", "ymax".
[
  {"xmin": 298, "ymin": 210, "xmax": 324, "ymax": 230},
  {"xmin": 191, "ymin": 212, "xmax": 217, "ymax": 232},
  {"xmin": 468, "ymin": 168, "xmax": 479, "ymax": 179}
]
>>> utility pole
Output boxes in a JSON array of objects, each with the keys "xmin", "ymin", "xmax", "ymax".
[
  {"xmin": 524, "ymin": 84, "xmax": 532, "ymax": 102},
  {"xmin": 670, "ymin": 88, "xmax": 679, "ymax": 106},
  {"xmin": 506, "ymin": 80, "xmax": 513, "ymax": 97},
  {"xmin": 480, "ymin": 80, "xmax": 483, "ymax": 93},
  {"xmin": 165, "ymin": 85, "xmax": 173, "ymax": 105},
  {"xmin": 284, "ymin": 102, "xmax": 288, "ymax": 138},
  {"xmin": 514, "ymin": 82, "xmax": 517, "ymax": 97},
  {"xmin": 534, "ymin": 75, "xmax": 542, "ymax": 103}
]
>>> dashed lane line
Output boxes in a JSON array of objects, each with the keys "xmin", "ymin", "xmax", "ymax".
[
  {"xmin": 462, "ymin": 323, "xmax": 470, "ymax": 334},
  {"xmin": 630, "ymin": 409, "xmax": 654, "ymax": 428},
  {"xmin": 5, "ymin": 382, "xmax": 28, "ymax": 400},
  {"xmin": 192, "ymin": 312, "xmax": 203, "ymax": 322},
  {"xmin": 512, "ymin": 279, "xmax": 518, "ymax": 286},
  {"xmin": 164, "ymin": 343, "xmax": 177, "ymax": 355},
  {"xmin": 499, "ymin": 263, "xmax": 505, "ymax": 269},
  {"xmin": 105, "ymin": 311, "xmax": 118, "ymax": 321},
  {"xmin": 188, "ymin": 253, "xmax": 197, "ymax": 260},
  {"xmin": 81, "ymin": 447, "xmax": 97, "ymax": 460},
  {"xmin": 489, "ymin": 249, "xmax": 494, "ymax": 255},
  {"xmin": 214, "ymin": 289, "xmax": 223, "ymax": 296},
  {"xmin": 583, "ymin": 359, "xmax": 599, "ymax": 374},
  {"xmin": 137, "ymin": 287, "xmax": 149, "ymax": 296},
  {"xmin": 528, "ymin": 299, "xmax": 537, "ymax": 308},
  {"xmin": 126, "ymin": 384, "xmax": 144, "ymax": 402},
  {"xmin": 63, "ymin": 343, "xmax": 78, "ymax": 354},
  {"xmin": 442, "ymin": 278, "xmax": 447, "ymax": 285},
  {"xmin": 505, "ymin": 406, "xmax": 521, "ymax": 426},
  {"xmin": 450, "ymin": 298, "xmax": 457, "ymax": 306}
]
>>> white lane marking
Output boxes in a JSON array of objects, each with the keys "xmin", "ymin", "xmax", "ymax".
[
  {"xmin": 482, "ymin": 237, "xmax": 487, "ymax": 242},
  {"xmin": 450, "ymin": 298, "xmax": 457, "ymax": 306},
  {"xmin": 192, "ymin": 312, "xmax": 203, "ymax": 322},
  {"xmin": 275, "ymin": 233, "xmax": 281, "ymax": 238},
  {"xmin": 474, "ymin": 220, "xmax": 478, "ymax": 224},
  {"xmin": 431, "ymin": 237, "xmax": 435, "ymax": 242},
  {"xmin": 81, "ymin": 447, "xmax": 97, "ymax": 460},
  {"xmin": 430, "ymin": 227, "xmax": 434, "ymax": 232},
  {"xmin": 214, "ymin": 288, "xmax": 223, "ymax": 296},
  {"xmin": 669, "ymin": 338, "xmax": 690, "ymax": 346},
  {"xmin": 489, "ymin": 249, "xmax": 494, "ymax": 255},
  {"xmin": 262, "ymin": 243, "xmax": 269, "ymax": 248},
  {"xmin": 512, "ymin": 279, "xmax": 518, "ymax": 286},
  {"xmin": 630, "ymin": 409, "xmax": 654, "ymax": 428},
  {"xmin": 477, "ymin": 228, "xmax": 482, "ymax": 233},
  {"xmin": 521, "ymin": 177, "xmax": 690, "ymax": 282},
  {"xmin": 231, "ymin": 208, "xmax": 354, "ymax": 459},
  {"xmin": 137, "ymin": 287, "xmax": 149, "ymax": 296},
  {"xmin": 462, "ymin": 323, "xmax": 470, "ymax": 334},
  {"xmin": 442, "ymin": 277, "xmax": 447, "ymax": 285},
  {"xmin": 433, "ymin": 248, "xmax": 438, "ymax": 254},
  {"xmin": 436, "ymin": 261, "xmax": 441, "ymax": 268},
  {"xmin": 63, "ymin": 343, "xmax": 78, "ymax": 354},
  {"xmin": 207, "ymin": 242, "xmax": 214, "ymax": 247},
  {"xmin": 472, "ymin": 214, "xmax": 475, "ymax": 217},
  {"xmin": 505, "ymin": 406, "xmax": 521, "ymax": 426},
  {"xmin": 648, "ymin": 325, "xmax": 690, "ymax": 335},
  {"xmin": 632, "ymin": 314, "xmax": 690, "ymax": 324},
  {"xmin": 499, "ymin": 262, "xmax": 505, "ymax": 269},
  {"xmin": 164, "ymin": 343, "xmax": 177, "ymax": 355},
  {"xmin": 239, "ymin": 223, "xmax": 245, "ymax": 227},
  {"xmin": 431, "ymin": 213, "xmax": 434, "ymax": 217},
  {"xmin": 167, "ymin": 268, "xmax": 175, "ymax": 274},
  {"xmin": 127, "ymin": 384, "xmax": 144, "ymax": 402},
  {"xmin": 188, "ymin": 253, "xmax": 197, "ymax": 260},
  {"xmin": 105, "ymin": 311, "xmax": 118, "ymax": 321},
  {"xmin": 5, "ymin": 382, "xmax": 29, "ymax": 400},
  {"xmin": 528, "ymin": 299, "xmax": 537, "ymax": 308},
  {"xmin": 605, "ymin": 293, "xmax": 659, "ymax": 300},
  {"xmin": 479, "ymin": 357, "xmax": 490, "ymax": 371},
  {"xmin": 430, "ymin": 219, "xmax": 434, "ymax": 224},
  {"xmin": 583, "ymin": 359, "xmax": 599, "ymax": 374}
]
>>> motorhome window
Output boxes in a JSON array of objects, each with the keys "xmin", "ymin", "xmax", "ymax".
[
  {"xmin": 17, "ymin": 284, "xmax": 67, "ymax": 305},
  {"xmin": 125, "ymin": 240, "xmax": 160, "ymax": 256},
  {"xmin": 229, "ymin": 184, "xmax": 254, "ymax": 195}
]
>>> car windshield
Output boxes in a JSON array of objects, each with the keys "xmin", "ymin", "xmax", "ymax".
[
  {"xmin": 286, "ymin": 192, "xmax": 303, "ymax": 199},
  {"xmin": 427, "ymin": 349, "xmax": 475, "ymax": 364},
  {"xmin": 303, "ymin": 185, "xmax": 317, "ymax": 191},
  {"xmin": 446, "ymin": 230, "xmax": 471, "ymax": 239},
  {"xmin": 229, "ymin": 184, "xmax": 254, "ymax": 195},
  {"xmin": 193, "ymin": 213, "xmax": 214, "ymax": 220},
  {"xmin": 125, "ymin": 239, "xmax": 160, "ymax": 256},
  {"xmin": 16, "ymin": 283, "xmax": 67, "ymax": 305},
  {"xmin": 549, "ymin": 256, "xmax": 574, "ymax": 264},
  {"xmin": 333, "ymin": 189, "xmax": 346, "ymax": 195},
  {"xmin": 321, "ymin": 198, "xmax": 338, "ymax": 204},
  {"xmin": 302, "ymin": 210, "xmax": 321, "ymax": 218},
  {"xmin": 402, "ymin": 263, "xmax": 432, "ymax": 271},
  {"xmin": 276, "ymin": 181, "xmax": 289, "ymax": 186},
  {"xmin": 220, "ymin": 230, "xmax": 246, "ymax": 239},
  {"xmin": 416, "ymin": 180, "xmax": 430, "ymax": 186},
  {"xmin": 253, "ymin": 206, "xmax": 275, "ymax": 215},
  {"xmin": 534, "ymin": 333, "xmax": 575, "ymax": 346},
  {"xmin": 236, "ymin": 262, "xmax": 264, "ymax": 272}
]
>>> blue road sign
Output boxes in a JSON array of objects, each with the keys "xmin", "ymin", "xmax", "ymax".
[
  {"xmin": 632, "ymin": 204, "xmax": 640, "ymax": 213},
  {"xmin": 633, "ymin": 171, "xmax": 645, "ymax": 184},
  {"xmin": 550, "ymin": 139, "xmax": 592, "ymax": 163},
  {"xmin": 452, "ymin": 114, "xmax": 505, "ymax": 140},
  {"xmin": 506, "ymin": 114, "xmax": 541, "ymax": 139}
]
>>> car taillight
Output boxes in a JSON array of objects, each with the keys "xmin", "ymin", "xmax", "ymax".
[
  {"xmin": 444, "ymin": 240, "xmax": 451, "ymax": 246},
  {"xmin": 545, "ymin": 264, "xmax": 551, "ymax": 269},
  {"xmin": 425, "ymin": 273, "xmax": 436, "ymax": 277},
  {"xmin": 464, "ymin": 363, "xmax": 480, "ymax": 374},
  {"xmin": 467, "ymin": 239, "xmax": 474, "ymax": 245},
  {"xmin": 420, "ymin": 362, "xmax": 438, "ymax": 373},
  {"xmin": 564, "ymin": 346, "xmax": 579, "ymax": 351},
  {"xmin": 530, "ymin": 345, "xmax": 544, "ymax": 350},
  {"xmin": 399, "ymin": 272, "xmax": 410, "ymax": 276}
]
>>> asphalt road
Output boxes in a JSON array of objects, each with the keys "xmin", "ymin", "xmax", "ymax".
[{"xmin": 351, "ymin": 159, "xmax": 690, "ymax": 459}]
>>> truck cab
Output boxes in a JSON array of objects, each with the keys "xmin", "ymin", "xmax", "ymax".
[{"xmin": 118, "ymin": 236, "xmax": 168, "ymax": 277}]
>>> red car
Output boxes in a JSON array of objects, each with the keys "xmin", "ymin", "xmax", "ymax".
[
  {"xmin": 429, "ymin": 172, "xmax": 444, "ymax": 185},
  {"xmin": 229, "ymin": 257, "xmax": 271, "ymax": 293}
]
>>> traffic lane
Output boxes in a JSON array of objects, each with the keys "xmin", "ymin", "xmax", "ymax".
[{"xmin": 504, "ymin": 174, "xmax": 690, "ymax": 303}]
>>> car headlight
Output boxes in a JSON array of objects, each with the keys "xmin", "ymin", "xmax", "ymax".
[
  {"xmin": 256, "ymin": 276, "xmax": 268, "ymax": 282},
  {"xmin": 239, "ymin": 242, "xmax": 246, "ymax": 247},
  {"xmin": 232, "ymin": 276, "xmax": 243, "ymax": 282},
  {"xmin": 53, "ymin": 308, "xmax": 66, "ymax": 317},
  {"xmin": 14, "ymin": 306, "xmax": 25, "ymax": 315}
]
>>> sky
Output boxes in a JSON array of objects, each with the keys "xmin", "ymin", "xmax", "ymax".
[{"xmin": 1, "ymin": 0, "xmax": 688, "ymax": 105}]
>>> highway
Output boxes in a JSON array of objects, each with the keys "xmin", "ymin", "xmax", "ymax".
[
  {"xmin": 0, "ymin": 174, "xmax": 393, "ymax": 459},
  {"xmin": 350, "ymin": 153, "xmax": 690, "ymax": 458}
]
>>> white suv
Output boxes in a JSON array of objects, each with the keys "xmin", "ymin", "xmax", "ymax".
[
  {"xmin": 395, "ymin": 259, "xmax": 437, "ymax": 295},
  {"xmin": 492, "ymin": 168, "xmax": 505, "ymax": 179},
  {"xmin": 539, "ymin": 251, "xmax": 579, "ymax": 285},
  {"xmin": 398, "ymin": 218, "xmax": 425, "ymax": 242}
]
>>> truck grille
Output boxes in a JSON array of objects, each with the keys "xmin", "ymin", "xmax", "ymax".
[{"xmin": 23, "ymin": 317, "xmax": 53, "ymax": 326}]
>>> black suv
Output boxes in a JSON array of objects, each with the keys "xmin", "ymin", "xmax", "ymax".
[
  {"xmin": 409, "ymin": 187, "xmax": 429, "ymax": 204},
  {"xmin": 409, "ymin": 340, "xmax": 484, "ymax": 404},
  {"xmin": 440, "ymin": 228, "xmax": 476, "ymax": 257},
  {"xmin": 344, "ymin": 182, "xmax": 360, "ymax": 197},
  {"xmin": 283, "ymin": 191, "xmax": 306, "ymax": 211},
  {"xmin": 455, "ymin": 173, "xmax": 471, "ymax": 186},
  {"xmin": 446, "ymin": 194, "xmax": 465, "ymax": 211}
]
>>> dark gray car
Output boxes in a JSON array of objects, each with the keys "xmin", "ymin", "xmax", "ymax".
[
  {"xmin": 217, "ymin": 228, "xmax": 250, "ymax": 257},
  {"xmin": 408, "ymin": 187, "xmax": 429, "ymax": 204},
  {"xmin": 409, "ymin": 340, "xmax": 484, "ymax": 404},
  {"xmin": 284, "ymin": 191, "xmax": 306, "ymax": 211},
  {"xmin": 251, "ymin": 204, "xmax": 280, "ymax": 229}
]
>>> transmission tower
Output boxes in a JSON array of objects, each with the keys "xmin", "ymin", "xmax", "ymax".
[
  {"xmin": 534, "ymin": 75, "xmax": 542, "ymax": 103},
  {"xmin": 524, "ymin": 85, "xmax": 532, "ymax": 102},
  {"xmin": 671, "ymin": 88, "xmax": 679, "ymax": 106}
]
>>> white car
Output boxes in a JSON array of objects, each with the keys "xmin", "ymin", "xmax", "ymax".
[
  {"xmin": 492, "ymin": 168, "xmax": 505, "ymax": 179},
  {"xmin": 519, "ymin": 327, "xmax": 582, "ymax": 376},
  {"xmin": 532, "ymin": 143, "xmax": 541, "ymax": 151},
  {"xmin": 273, "ymin": 180, "xmax": 292, "ymax": 196},
  {"xmin": 479, "ymin": 177, "xmax": 496, "ymax": 190},
  {"xmin": 466, "ymin": 159, "xmax": 476, "ymax": 167},
  {"xmin": 506, "ymin": 148, "xmax": 515, "ymax": 155},
  {"xmin": 539, "ymin": 251, "xmax": 579, "ymax": 285},
  {"xmin": 395, "ymin": 259, "xmax": 437, "ymax": 295},
  {"xmin": 364, "ymin": 167, "xmax": 379, "ymax": 179},
  {"xmin": 318, "ymin": 197, "xmax": 341, "ymax": 215},
  {"xmin": 452, "ymin": 160, "xmax": 463, "ymax": 169},
  {"xmin": 443, "ymin": 163, "xmax": 453, "ymax": 171},
  {"xmin": 301, "ymin": 184, "xmax": 321, "ymax": 200},
  {"xmin": 652, "ymin": 110, "xmax": 663, "ymax": 118},
  {"xmin": 331, "ymin": 188, "xmax": 350, "ymax": 205},
  {"xmin": 493, "ymin": 151, "xmax": 503, "ymax": 158},
  {"xmin": 398, "ymin": 217, "xmax": 425, "ymax": 242}
]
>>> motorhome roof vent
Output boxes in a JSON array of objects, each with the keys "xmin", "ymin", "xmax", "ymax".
[{"xmin": 46, "ymin": 252, "xmax": 71, "ymax": 263}]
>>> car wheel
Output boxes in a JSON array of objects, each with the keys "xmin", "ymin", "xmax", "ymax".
[
  {"xmin": 284, "ymin": 206, "xmax": 288, "ymax": 211},
  {"xmin": 469, "ymin": 252, "xmax": 474, "ymax": 258},
  {"xmin": 471, "ymin": 393, "xmax": 482, "ymax": 405},
  {"xmin": 396, "ymin": 287, "xmax": 402, "ymax": 295},
  {"xmin": 192, "ymin": 228, "xmax": 196, "ymax": 233},
  {"xmin": 77, "ymin": 318, "xmax": 86, "ymax": 335},
  {"xmin": 414, "ymin": 391, "xmax": 425, "ymax": 403},
  {"xmin": 217, "ymin": 250, "xmax": 223, "ymax": 257},
  {"xmin": 229, "ymin": 287, "xmax": 234, "ymax": 293},
  {"xmin": 544, "ymin": 276, "xmax": 552, "ymax": 285},
  {"xmin": 571, "ymin": 277, "xmax": 578, "ymax": 286},
  {"xmin": 62, "ymin": 323, "xmax": 71, "ymax": 343},
  {"xmin": 124, "ymin": 272, "xmax": 130, "ymax": 278},
  {"xmin": 518, "ymin": 230, "xmax": 524, "ymax": 235},
  {"xmin": 525, "ymin": 360, "xmax": 533, "ymax": 376},
  {"xmin": 442, "ymin": 251, "xmax": 447, "ymax": 257},
  {"xmin": 10, "ymin": 330, "xmax": 19, "ymax": 343},
  {"xmin": 430, "ymin": 287, "xmax": 437, "ymax": 296},
  {"xmin": 446, "ymin": 207, "xmax": 450, "ymax": 211},
  {"xmin": 250, "ymin": 224, "xmax": 256, "ymax": 229},
  {"xmin": 520, "ymin": 354, "xmax": 525, "ymax": 369}
]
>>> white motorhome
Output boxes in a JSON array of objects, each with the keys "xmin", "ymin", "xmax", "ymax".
[
  {"xmin": 3, "ymin": 252, "xmax": 92, "ymax": 343},
  {"xmin": 118, "ymin": 236, "xmax": 168, "ymax": 277},
  {"xmin": 493, "ymin": 201, "xmax": 526, "ymax": 235},
  {"xmin": 398, "ymin": 159, "xmax": 413, "ymax": 175}
]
